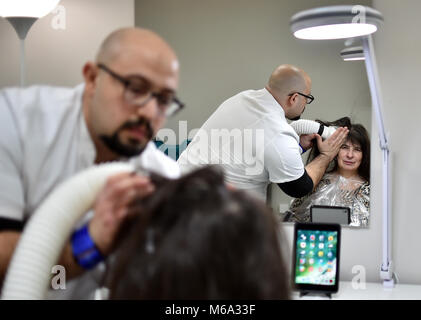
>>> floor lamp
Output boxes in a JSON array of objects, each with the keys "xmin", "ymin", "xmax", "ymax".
[
  {"xmin": 0, "ymin": 0, "xmax": 61, "ymax": 86},
  {"xmin": 290, "ymin": 5, "xmax": 395, "ymax": 288}
]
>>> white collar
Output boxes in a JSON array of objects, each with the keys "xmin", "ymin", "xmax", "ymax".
[
  {"xmin": 75, "ymin": 84, "xmax": 96, "ymax": 169},
  {"xmin": 262, "ymin": 87, "xmax": 286, "ymax": 118}
]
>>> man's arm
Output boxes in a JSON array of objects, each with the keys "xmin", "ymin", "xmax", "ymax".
[
  {"xmin": 60, "ymin": 172, "xmax": 155, "ymax": 279},
  {"xmin": 276, "ymin": 127, "xmax": 349, "ymax": 198},
  {"xmin": 1, "ymin": 172, "xmax": 155, "ymax": 287},
  {"xmin": 277, "ymin": 170, "xmax": 313, "ymax": 198},
  {"xmin": 0, "ymin": 231, "xmax": 86, "ymax": 286},
  {"xmin": 305, "ymin": 153, "xmax": 333, "ymax": 191},
  {"xmin": 0, "ymin": 216, "xmax": 24, "ymax": 286},
  {"xmin": 305, "ymin": 127, "xmax": 349, "ymax": 190},
  {"xmin": 0, "ymin": 231, "xmax": 20, "ymax": 286}
]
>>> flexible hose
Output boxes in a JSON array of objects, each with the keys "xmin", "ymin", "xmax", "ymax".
[
  {"xmin": 290, "ymin": 119, "xmax": 337, "ymax": 140},
  {"xmin": 1, "ymin": 162, "xmax": 134, "ymax": 300}
]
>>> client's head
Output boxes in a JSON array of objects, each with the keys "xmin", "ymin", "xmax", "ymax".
[
  {"xmin": 307, "ymin": 117, "xmax": 370, "ymax": 182},
  {"xmin": 336, "ymin": 123, "xmax": 370, "ymax": 182},
  {"xmin": 107, "ymin": 166, "xmax": 289, "ymax": 299}
]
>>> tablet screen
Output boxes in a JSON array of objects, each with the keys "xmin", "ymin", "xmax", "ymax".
[{"xmin": 294, "ymin": 228, "xmax": 339, "ymax": 287}]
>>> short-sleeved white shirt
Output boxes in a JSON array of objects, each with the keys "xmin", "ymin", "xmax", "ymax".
[
  {"xmin": 0, "ymin": 84, "xmax": 180, "ymax": 298},
  {"xmin": 178, "ymin": 88, "xmax": 304, "ymax": 199}
]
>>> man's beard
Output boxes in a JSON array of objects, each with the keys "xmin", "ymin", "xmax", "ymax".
[{"xmin": 100, "ymin": 116, "xmax": 154, "ymax": 158}]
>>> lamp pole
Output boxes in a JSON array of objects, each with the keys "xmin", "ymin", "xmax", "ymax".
[
  {"xmin": 6, "ymin": 17, "xmax": 37, "ymax": 87},
  {"xmin": 362, "ymin": 35, "xmax": 394, "ymax": 288}
]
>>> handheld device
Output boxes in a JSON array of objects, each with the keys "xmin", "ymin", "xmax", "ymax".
[
  {"xmin": 292, "ymin": 222, "xmax": 341, "ymax": 297},
  {"xmin": 310, "ymin": 205, "xmax": 351, "ymax": 225}
]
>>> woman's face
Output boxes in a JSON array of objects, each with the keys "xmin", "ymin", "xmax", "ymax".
[{"xmin": 337, "ymin": 140, "xmax": 363, "ymax": 175}]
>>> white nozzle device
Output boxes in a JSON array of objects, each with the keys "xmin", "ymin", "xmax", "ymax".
[{"xmin": 290, "ymin": 119, "xmax": 337, "ymax": 140}]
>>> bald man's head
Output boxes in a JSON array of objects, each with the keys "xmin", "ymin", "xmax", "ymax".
[
  {"xmin": 96, "ymin": 27, "xmax": 177, "ymax": 66},
  {"xmin": 267, "ymin": 64, "xmax": 311, "ymax": 100},
  {"xmin": 266, "ymin": 64, "xmax": 312, "ymax": 120}
]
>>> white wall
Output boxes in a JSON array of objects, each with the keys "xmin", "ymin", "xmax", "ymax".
[{"xmin": 0, "ymin": 0, "xmax": 134, "ymax": 87}]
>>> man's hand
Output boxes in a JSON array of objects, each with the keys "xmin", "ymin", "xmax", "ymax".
[
  {"xmin": 315, "ymin": 127, "xmax": 349, "ymax": 161},
  {"xmin": 88, "ymin": 172, "xmax": 155, "ymax": 256},
  {"xmin": 299, "ymin": 133, "xmax": 318, "ymax": 151}
]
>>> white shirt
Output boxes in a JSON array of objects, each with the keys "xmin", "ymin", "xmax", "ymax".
[
  {"xmin": 0, "ymin": 84, "xmax": 180, "ymax": 299},
  {"xmin": 178, "ymin": 88, "xmax": 304, "ymax": 199}
]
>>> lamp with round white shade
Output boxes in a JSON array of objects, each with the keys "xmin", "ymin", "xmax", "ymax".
[
  {"xmin": 290, "ymin": 5, "xmax": 395, "ymax": 289},
  {"xmin": 0, "ymin": 0, "xmax": 61, "ymax": 18},
  {"xmin": 290, "ymin": 5, "xmax": 383, "ymax": 40},
  {"xmin": 0, "ymin": 0, "xmax": 61, "ymax": 86}
]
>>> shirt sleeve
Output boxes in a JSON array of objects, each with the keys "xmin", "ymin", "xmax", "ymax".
[
  {"xmin": 277, "ymin": 170, "xmax": 313, "ymax": 198},
  {"xmin": 264, "ymin": 132, "xmax": 305, "ymax": 184},
  {"xmin": 0, "ymin": 89, "xmax": 25, "ymax": 223}
]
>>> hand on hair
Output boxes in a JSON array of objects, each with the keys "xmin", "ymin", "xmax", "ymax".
[
  {"xmin": 299, "ymin": 133, "xmax": 318, "ymax": 151},
  {"xmin": 88, "ymin": 172, "xmax": 155, "ymax": 256},
  {"xmin": 315, "ymin": 127, "xmax": 349, "ymax": 162}
]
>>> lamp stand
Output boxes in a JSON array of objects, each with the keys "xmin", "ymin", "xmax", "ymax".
[
  {"xmin": 6, "ymin": 17, "xmax": 38, "ymax": 87},
  {"xmin": 362, "ymin": 35, "xmax": 395, "ymax": 288}
]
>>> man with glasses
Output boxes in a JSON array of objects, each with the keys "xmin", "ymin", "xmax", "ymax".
[
  {"xmin": 178, "ymin": 64, "xmax": 348, "ymax": 200},
  {"xmin": 0, "ymin": 28, "xmax": 183, "ymax": 298}
]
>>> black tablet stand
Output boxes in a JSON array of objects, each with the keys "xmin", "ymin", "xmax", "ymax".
[{"xmin": 299, "ymin": 291, "xmax": 332, "ymax": 299}]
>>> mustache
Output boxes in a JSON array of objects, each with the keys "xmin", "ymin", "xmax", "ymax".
[
  {"xmin": 99, "ymin": 116, "xmax": 153, "ymax": 158},
  {"xmin": 120, "ymin": 117, "xmax": 154, "ymax": 139}
]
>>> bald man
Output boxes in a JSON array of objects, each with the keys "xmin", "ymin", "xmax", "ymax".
[
  {"xmin": 0, "ymin": 28, "xmax": 183, "ymax": 298},
  {"xmin": 178, "ymin": 64, "xmax": 348, "ymax": 200}
]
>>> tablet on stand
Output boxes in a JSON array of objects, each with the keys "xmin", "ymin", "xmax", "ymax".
[{"xmin": 292, "ymin": 222, "xmax": 341, "ymax": 299}]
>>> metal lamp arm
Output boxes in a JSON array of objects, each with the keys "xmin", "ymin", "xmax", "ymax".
[{"xmin": 362, "ymin": 35, "xmax": 394, "ymax": 287}]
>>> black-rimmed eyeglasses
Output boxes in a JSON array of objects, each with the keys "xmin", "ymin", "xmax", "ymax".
[
  {"xmin": 288, "ymin": 92, "xmax": 315, "ymax": 104},
  {"xmin": 97, "ymin": 63, "xmax": 185, "ymax": 117}
]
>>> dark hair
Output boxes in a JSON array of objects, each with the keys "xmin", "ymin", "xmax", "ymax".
[
  {"xmin": 306, "ymin": 117, "xmax": 371, "ymax": 183},
  {"xmin": 107, "ymin": 166, "xmax": 290, "ymax": 299}
]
